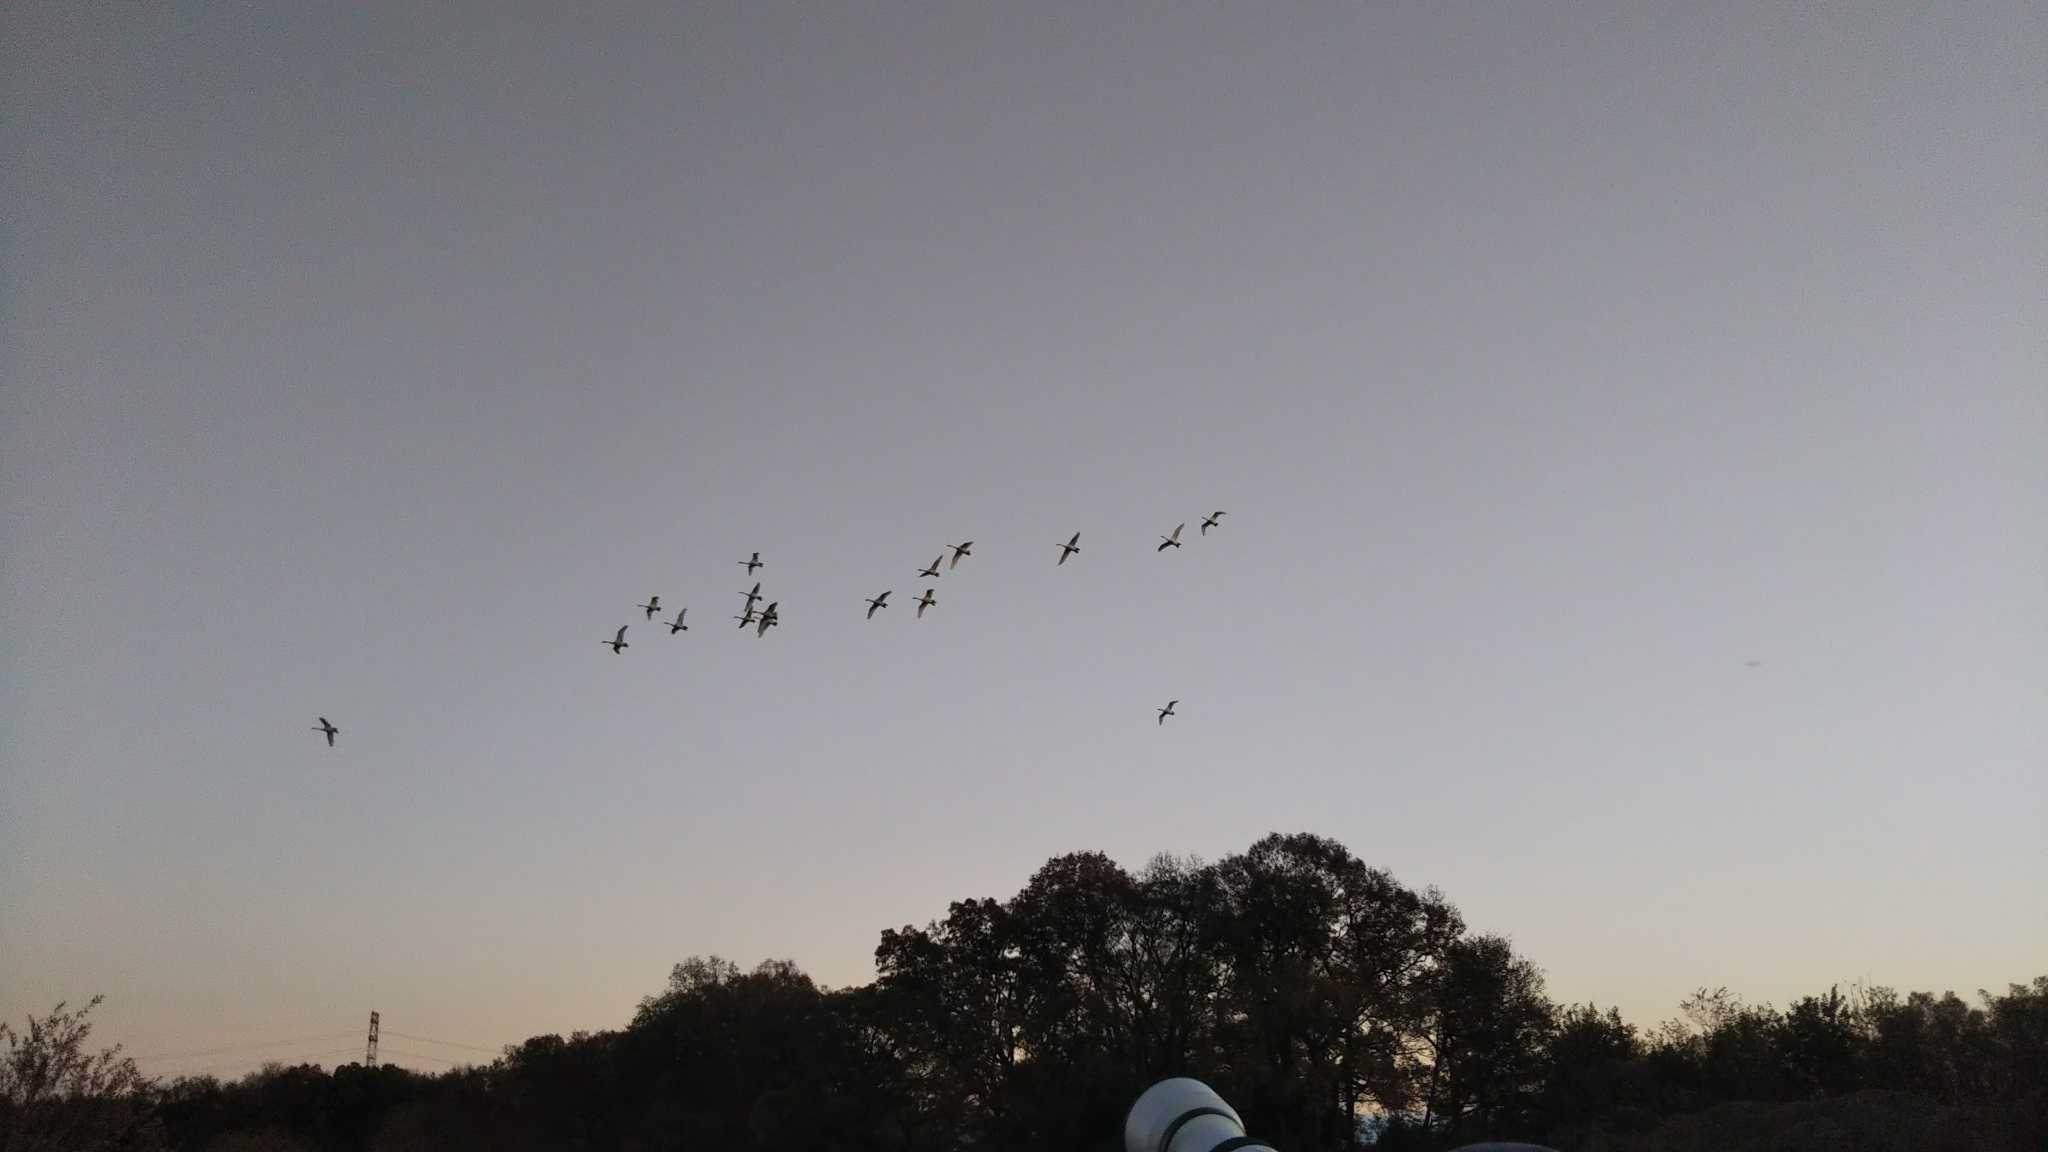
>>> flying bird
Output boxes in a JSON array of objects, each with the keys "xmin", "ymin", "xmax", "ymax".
[
  {"xmin": 1057, "ymin": 532, "xmax": 1080, "ymax": 565},
  {"xmin": 918, "ymin": 555, "xmax": 944, "ymax": 579},
  {"xmin": 739, "ymin": 581, "xmax": 762, "ymax": 608},
  {"xmin": 734, "ymin": 607, "xmax": 756, "ymax": 629},
  {"xmin": 915, "ymin": 588, "xmax": 936, "ymax": 618},
  {"xmin": 313, "ymin": 717, "xmax": 339, "ymax": 747},
  {"xmin": 1157, "ymin": 700, "xmax": 1178, "ymax": 725},
  {"xmin": 602, "ymin": 625, "xmax": 629, "ymax": 654},
  {"xmin": 1158, "ymin": 523, "xmax": 1184, "ymax": 551},
  {"xmin": 755, "ymin": 601, "xmax": 779, "ymax": 637},
  {"xmin": 866, "ymin": 591, "xmax": 891, "ymax": 619},
  {"xmin": 1200, "ymin": 511, "xmax": 1226, "ymax": 535},
  {"xmin": 948, "ymin": 541, "xmax": 973, "ymax": 569},
  {"xmin": 638, "ymin": 595, "xmax": 662, "ymax": 620},
  {"xmin": 739, "ymin": 552, "xmax": 763, "ymax": 574},
  {"xmin": 666, "ymin": 608, "xmax": 689, "ymax": 634}
]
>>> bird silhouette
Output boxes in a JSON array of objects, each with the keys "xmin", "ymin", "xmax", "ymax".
[
  {"xmin": 918, "ymin": 555, "xmax": 944, "ymax": 579},
  {"xmin": 1057, "ymin": 532, "xmax": 1080, "ymax": 565},
  {"xmin": 602, "ymin": 625, "xmax": 629, "ymax": 654},
  {"xmin": 915, "ymin": 588, "xmax": 936, "ymax": 618},
  {"xmin": 313, "ymin": 717, "xmax": 339, "ymax": 747},
  {"xmin": 1158, "ymin": 523, "xmax": 1185, "ymax": 551},
  {"xmin": 739, "ymin": 581, "xmax": 762, "ymax": 608},
  {"xmin": 1157, "ymin": 699, "xmax": 1178, "ymax": 725},
  {"xmin": 638, "ymin": 595, "xmax": 662, "ymax": 620},
  {"xmin": 739, "ymin": 552, "xmax": 763, "ymax": 574},
  {"xmin": 755, "ymin": 601, "xmax": 779, "ymax": 637},
  {"xmin": 948, "ymin": 541, "xmax": 973, "ymax": 569},
  {"xmin": 866, "ymin": 591, "xmax": 891, "ymax": 619},
  {"xmin": 666, "ymin": 608, "xmax": 689, "ymax": 634},
  {"xmin": 1200, "ymin": 511, "xmax": 1226, "ymax": 535},
  {"xmin": 734, "ymin": 606, "xmax": 756, "ymax": 629}
]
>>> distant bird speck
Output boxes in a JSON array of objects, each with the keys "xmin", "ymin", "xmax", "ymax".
[
  {"xmin": 666, "ymin": 608, "xmax": 689, "ymax": 634},
  {"xmin": 866, "ymin": 591, "xmax": 891, "ymax": 619},
  {"xmin": 602, "ymin": 625, "xmax": 629, "ymax": 654},
  {"xmin": 1057, "ymin": 532, "xmax": 1080, "ymax": 565},
  {"xmin": 1157, "ymin": 700, "xmax": 1178, "ymax": 725},
  {"xmin": 638, "ymin": 595, "xmax": 661, "ymax": 620},
  {"xmin": 918, "ymin": 555, "xmax": 944, "ymax": 579},
  {"xmin": 915, "ymin": 588, "xmax": 936, "ymax": 618},
  {"xmin": 1158, "ymin": 523, "xmax": 1184, "ymax": 551},
  {"xmin": 1200, "ymin": 511, "xmax": 1226, "ymax": 535},
  {"xmin": 739, "ymin": 552, "xmax": 763, "ymax": 574},
  {"xmin": 313, "ymin": 717, "xmax": 339, "ymax": 747},
  {"xmin": 948, "ymin": 541, "xmax": 973, "ymax": 569},
  {"xmin": 1745, "ymin": 660, "xmax": 1763, "ymax": 668}
]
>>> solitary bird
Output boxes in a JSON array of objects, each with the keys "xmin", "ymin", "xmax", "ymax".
[
  {"xmin": 948, "ymin": 541, "xmax": 973, "ymax": 569},
  {"xmin": 313, "ymin": 717, "xmax": 339, "ymax": 747},
  {"xmin": 918, "ymin": 555, "xmax": 944, "ymax": 579},
  {"xmin": 755, "ymin": 602, "xmax": 779, "ymax": 637},
  {"xmin": 603, "ymin": 625, "xmax": 629, "ymax": 654},
  {"xmin": 915, "ymin": 588, "xmax": 936, "ymax": 618},
  {"xmin": 1158, "ymin": 523, "xmax": 1185, "ymax": 551},
  {"xmin": 739, "ymin": 552, "xmax": 763, "ymax": 575},
  {"xmin": 1200, "ymin": 511, "xmax": 1226, "ymax": 535},
  {"xmin": 666, "ymin": 608, "xmax": 689, "ymax": 635},
  {"xmin": 866, "ymin": 591, "xmax": 891, "ymax": 619},
  {"xmin": 1057, "ymin": 532, "xmax": 1080, "ymax": 565},
  {"xmin": 1157, "ymin": 700, "xmax": 1178, "ymax": 725},
  {"xmin": 739, "ymin": 581, "xmax": 762, "ymax": 608},
  {"xmin": 639, "ymin": 595, "xmax": 662, "ymax": 620}
]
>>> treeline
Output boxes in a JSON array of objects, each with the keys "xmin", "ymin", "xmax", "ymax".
[{"xmin": 6, "ymin": 834, "xmax": 2044, "ymax": 1151}]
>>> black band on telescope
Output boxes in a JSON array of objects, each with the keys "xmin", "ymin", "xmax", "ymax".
[
  {"xmin": 1157, "ymin": 1107, "xmax": 1234, "ymax": 1152},
  {"xmin": 1208, "ymin": 1138, "xmax": 1270, "ymax": 1152}
]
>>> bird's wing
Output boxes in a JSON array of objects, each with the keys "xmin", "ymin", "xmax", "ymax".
[
  {"xmin": 1168, "ymin": 700, "xmax": 1178, "ymax": 708},
  {"xmin": 1068, "ymin": 532, "xmax": 1081, "ymax": 546},
  {"xmin": 1172, "ymin": 523, "xmax": 1184, "ymax": 540},
  {"xmin": 615, "ymin": 626, "xmax": 628, "ymax": 642},
  {"xmin": 318, "ymin": 717, "xmax": 330, "ymax": 727},
  {"xmin": 326, "ymin": 730, "xmax": 336, "ymax": 745}
]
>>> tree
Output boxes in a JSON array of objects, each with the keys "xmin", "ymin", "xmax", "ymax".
[
  {"xmin": 0, "ymin": 996, "xmax": 164, "ymax": 1152},
  {"xmin": 1541, "ymin": 1003, "xmax": 1640, "ymax": 1134},
  {"xmin": 1418, "ymin": 935, "xmax": 1553, "ymax": 1142}
]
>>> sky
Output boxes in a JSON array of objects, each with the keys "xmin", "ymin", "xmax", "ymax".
[{"xmin": 3, "ymin": 1, "xmax": 2043, "ymax": 1081}]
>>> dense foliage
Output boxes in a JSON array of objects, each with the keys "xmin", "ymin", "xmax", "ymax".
[{"xmin": 6, "ymin": 834, "xmax": 2042, "ymax": 1151}]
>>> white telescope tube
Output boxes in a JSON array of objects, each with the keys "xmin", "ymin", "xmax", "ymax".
[{"xmin": 1125, "ymin": 1079, "xmax": 1277, "ymax": 1152}]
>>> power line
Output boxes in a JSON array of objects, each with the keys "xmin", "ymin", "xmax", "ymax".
[
  {"xmin": 132, "ymin": 1032, "xmax": 358, "ymax": 1062},
  {"xmin": 380, "ymin": 1029, "xmax": 503, "ymax": 1055},
  {"xmin": 155, "ymin": 1047, "xmax": 365, "ymax": 1078},
  {"xmin": 377, "ymin": 1046, "xmax": 460, "ymax": 1066}
]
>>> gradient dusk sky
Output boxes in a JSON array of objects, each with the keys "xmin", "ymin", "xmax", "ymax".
[{"xmin": 4, "ymin": 2, "xmax": 2042, "ymax": 1080}]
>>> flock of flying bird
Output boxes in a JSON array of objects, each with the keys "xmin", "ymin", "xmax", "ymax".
[{"xmin": 313, "ymin": 513, "xmax": 1227, "ymax": 746}]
